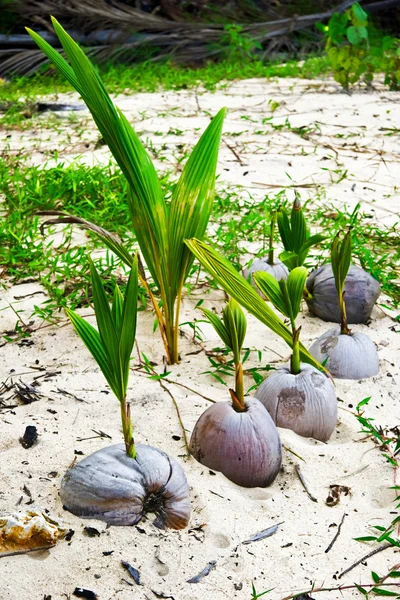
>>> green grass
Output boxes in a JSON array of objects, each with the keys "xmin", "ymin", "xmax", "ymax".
[
  {"xmin": 0, "ymin": 156, "xmax": 398, "ymax": 340},
  {"xmin": 0, "ymin": 54, "xmax": 330, "ymax": 112}
]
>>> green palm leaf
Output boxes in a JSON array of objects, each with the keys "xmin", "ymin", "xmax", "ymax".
[
  {"xmin": 66, "ymin": 308, "xmax": 119, "ymax": 398},
  {"xmin": 28, "ymin": 20, "xmax": 225, "ymax": 364},
  {"xmin": 119, "ymin": 253, "xmax": 139, "ymax": 392},
  {"xmin": 286, "ymin": 267, "xmax": 308, "ymax": 321},
  {"xmin": 185, "ymin": 238, "xmax": 322, "ymax": 370}
]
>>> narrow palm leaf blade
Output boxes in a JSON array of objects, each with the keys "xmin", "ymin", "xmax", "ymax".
[
  {"xmin": 277, "ymin": 209, "xmax": 292, "ymax": 252},
  {"xmin": 290, "ymin": 197, "xmax": 307, "ymax": 253},
  {"xmin": 66, "ymin": 308, "xmax": 118, "ymax": 397},
  {"xmin": 89, "ymin": 259, "xmax": 121, "ymax": 392},
  {"xmin": 253, "ymin": 271, "xmax": 289, "ymax": 318},
  {"xmin": 286, "ymin": 266, "xmax": 308, "ymax": 320},
  {"xmin": 119, "ymin": 253, "xmax": 139, "ymax": 394},
  {"xmin": 112, "ymin": 286, "xmax": 124, "ymax": 335},
  {"xmin": 200, "ymin": 307, "xmax": 232, "ymax": 350},
  {"xmin": 168, "ymin": 108, "xmax": 226, "ymax": 302}
]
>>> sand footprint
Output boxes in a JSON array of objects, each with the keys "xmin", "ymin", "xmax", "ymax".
[{"xmin": 212, "ymin": 532, "xmax": 231, "ymax": 549}]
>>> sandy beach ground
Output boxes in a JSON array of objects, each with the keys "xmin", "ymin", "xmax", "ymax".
[{"xmin": 0, "ymin": 75, "xmax": 399, "ymax": 600}]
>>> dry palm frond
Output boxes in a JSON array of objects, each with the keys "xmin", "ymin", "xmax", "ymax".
[{"xmin": 0, "ymin": 0, "xmax": 366, "ymax": 76}]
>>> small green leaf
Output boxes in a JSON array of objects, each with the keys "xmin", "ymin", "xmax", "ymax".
[
  {"xmin": 372, "ymin": 571, "xmax": 381, "ymax": 583},
  {"xmin": 253, "ymin": 271, "xmax": 289, "ymax": 318},
  {"xmin": 200, "ymin": 307, "xmax": 231, "ymax": 350},
  {"xmin": 347, "ymin": 25, "xmax": 368, "ymax": 45},
  {"xmin": 371, "ymin": 588, "xmax": 399, "ymax": 596},
  {"xmin": 223, "ymin": 298, "xmax": 247, "ymax": 361},
  {"xmin": 66, "ymin": 308, "xmax": 118, "ymax": 397},
  {"xmin": 290, "ymin": 195, "xmax": 307, "ymax": 254},
  {"xmin": 286, "ymin": 267, "xmax": 308, "ymax": 321},
  {"xmin": 119, "ymin": 254, "xmax": 139, "ymax": 394}
]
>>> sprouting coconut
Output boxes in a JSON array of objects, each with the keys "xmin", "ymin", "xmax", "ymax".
[
  {"xmin": 305, "ymin": 263, "xmax": 381, "ymax": 324},
  {"xmin": 61, "ymin": 255, "xmax": 190, "ymax": 529},
  {"xmin": 276, "ymin": 194, "xmax": 327, "ymax": 271},
  {"xmin": 243, "ymin": 212, "xmax": 289, "ymax": 292},
  {"xmin": 309, "ymin": 230, "xmax": 379, "ymax": 380},
  {"xmin": 253, "ymin": 267, "xmax": 337, "ymax": 442},
  {"xmin": 190, "ymin": 299, "xmax": 282, "ymax": 488},
  {"xmin": 185, "ymin": 239, "xmax": 335, "ymax": 443}
]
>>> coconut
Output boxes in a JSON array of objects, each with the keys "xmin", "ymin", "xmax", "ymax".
[
  {"xmin": 305, "ymin": 264, "xmax": 380, "ymax": 324},
  {"xmin": 309, "ymin": 327, "xmax": 379, "ymax": 379},
  {"xmin": 255, "ymin": 363, "xmax": 337, "ymax": 442},
  {"xmin": 60, "ymin": 444, "xmax": 190, "ymax": 529},
  {"xmin": 243, "ymin": 258, "xmax": 289, "ymax": 296},
  {"xmin": 190, "ymin": 397, "xmax": 282, "ymax": 488}
]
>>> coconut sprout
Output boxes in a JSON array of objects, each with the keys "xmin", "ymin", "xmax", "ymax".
[
  {"xmin": 185, "ymin": 240, "xmax": 337, "ymax": 441},
  {"xmin": 253, "ymin": 267, "xmax": 337, "ymax": 442},
  {"xmin": 62, "ymin": 255, "xmax": 190, "ymax": 529},
  {"xmin": 243, "ymin": 212, "xmax": 289, "ymax": 291},
  {"xmin": 27, "ymin": 18, "xmax": 225, "ymax": 365},
  {"xmin": 185, "ymin": 239, "xmax": 322, "ymax": 370},
  {"xmin": 277, "ymin": 194, "xmax": 326, "ymax": 271},
  {"xmin": 309, "ymin": 230, "xmax": 379, "ymax": 379},
  {"xmin": 190, "ymin": 299, "xmax": 282, "ymax": 487}
]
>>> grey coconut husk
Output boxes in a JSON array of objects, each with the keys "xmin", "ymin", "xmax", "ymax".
[
  {"xmin": 243, "ymin": 258, "xmax": 289, "ymax": 296},
  {"xmin": 190, "ymin": 397, "xmax": 282, "ymax": 488},
  {"xmin": 255, "ymin": 363, "xmax": 337, "ymax": 442},
  {"xmin": 305, "ymin": 264, "xmax": 381, "ymax": 324},
  {"xmin": 60, "ymin": 444, "xmax": 191, "ymax": 529},
  {"xmin": 309, "ymin": 327, "xmax": 379, "ymax": 380}
]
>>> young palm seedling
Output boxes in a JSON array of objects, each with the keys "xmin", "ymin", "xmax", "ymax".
[
  {"xmin": 253, "ymin": 267, "xmax": 337, "ymax": 442},
  {"xmin": 190, "ymin": 299, "xmax": 282, "ymax": 488},
  {"xmin": 185, "ymin": 238, "xmax": 336, "ymax": 441},
  {"xmin": 309, "ymin": 230, "xmax": 379, "ymax": 379},
  {"xmin": 243, "ymin": 211, "xmax": 289, "ymax": 293},
  {"xmin": 28, "ymin": 18, "xmax": 225, "ymax": 365},
  {"xmin": 305, "ymin": 228, "xmax": 381, "ymax": 325},
  {"xmin": 185, "ymin": 238, "xmax": 323, "ymax": 369},
  {"xmin": 277, "ymin": 194, "xmax": 326, "ymax": 271},
  {"xmin": 61, "ymin": 255, "xmax": 191, "ymax": 529}
]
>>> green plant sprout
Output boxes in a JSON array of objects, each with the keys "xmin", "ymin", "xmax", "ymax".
[
  {"xmin": 331, "ymin": 228, "xmax": 352, "ymax": 335},
  {"xmin": 253, "ymin": 267, "xmax": 308, "ymax": 375},
  {"xmin": 185, "ymin": 238, "xmax": 323, "ymax": 371},
  {"xmin": 66, "ymin": 255, "xmax": 139, "ymax": 458},
  {"xmin": 27, "ymin": 18, "xmax": 225, "ymax": 365},
  {"xmin": 267, "ymin": 211, "xmax": 277, "ymax": 266},
  {"xmin": 277, "ymin": 195, "xmax": 326, "ymax": 270},
  {"xmin": 200, "ymin": 298, "xmax": 247, "ymax": 411}
]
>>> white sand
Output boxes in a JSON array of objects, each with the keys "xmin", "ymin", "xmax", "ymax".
[{"xmin": 0, "ymin": 75, "xmax": 400, "ymax": 600}]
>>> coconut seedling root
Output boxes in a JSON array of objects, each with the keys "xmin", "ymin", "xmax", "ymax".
[{"xmin": 309, "ymin": 229, "xmax": 379, "ymax": 380}]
